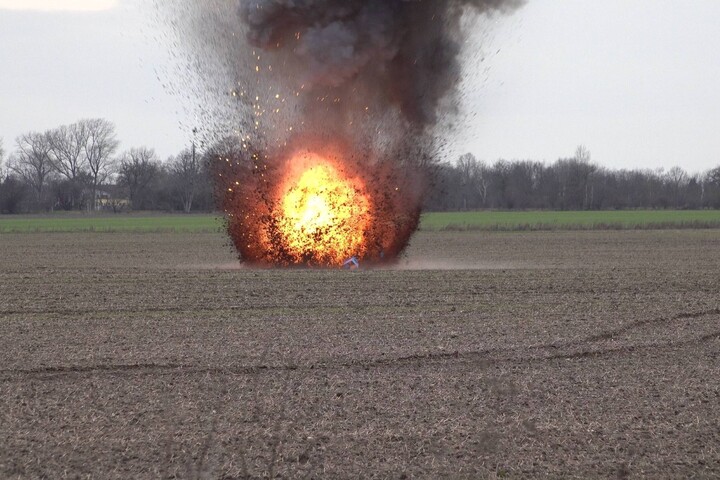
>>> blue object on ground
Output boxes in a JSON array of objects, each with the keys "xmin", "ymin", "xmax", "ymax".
[{"xmin": 343, "ymin": 256, "xmax": 360, "ymax": 269}]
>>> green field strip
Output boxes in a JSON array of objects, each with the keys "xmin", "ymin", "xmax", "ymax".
[
  {"xmin": 419, "ymin": 210, "xmax": 720, "ymax": 231},
  {"xmin": 1, "ymin": 210, "xmax": 720, "ymax": 233},
  {"xmin": 0, "ymin": 215, "xmax": 224, "ymax": 233}
]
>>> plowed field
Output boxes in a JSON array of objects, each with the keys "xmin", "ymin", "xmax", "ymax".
[{"xmin": 1, "ymin": 230, "xmax": 719, "ymax": 478}]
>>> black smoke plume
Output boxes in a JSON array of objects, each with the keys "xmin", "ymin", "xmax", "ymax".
[
  {"xmin": 157, "ymin": 0, "xmax": 524, "ymax": 266},
  {"xmin": 239, "ymin": 0, "xmax": 523, "ymax": 131}
]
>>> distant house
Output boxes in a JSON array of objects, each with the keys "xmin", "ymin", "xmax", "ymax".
[{"xmin": 94, "ymin": 186, "xmax": 130, "ymax": 212}]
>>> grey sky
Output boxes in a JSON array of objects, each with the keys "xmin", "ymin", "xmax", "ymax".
[
  {"xmin": 1, "ymin": 0, "xmax": 719, "ymax": 172},
  {"xmin": 0, "ymin": 0, "xmax": 190, "ymax": 160}
]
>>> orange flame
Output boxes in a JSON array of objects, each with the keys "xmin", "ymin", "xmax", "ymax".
[
  {"xmin": 275, "ymin": 153, "xmax": 371, "ymax": 265},
  {"xmin": 215, "ymin": 139, "xmax": 424, "ymax": 268}
]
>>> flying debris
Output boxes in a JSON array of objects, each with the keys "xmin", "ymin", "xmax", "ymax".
[{"xmin": 157, "ymin": 0, "xmax": 526, "ymax": 267}]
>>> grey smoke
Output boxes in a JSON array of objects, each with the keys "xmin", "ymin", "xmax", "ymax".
[
  {"xmin": 153, "ymin": 0, "xmax": 524, "ymax": 264},
  {"xmin": 156, "ymin": 0, "xmax": 524, "ymax": 158},
  {"xmin": 239, "ymin": 0, "xmax": 524, "ymax": 130}
]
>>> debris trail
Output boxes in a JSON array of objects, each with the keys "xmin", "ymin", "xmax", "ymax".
[{"xmin": 156, "ymin": 0, "xmax": 525, "ymax": 266}]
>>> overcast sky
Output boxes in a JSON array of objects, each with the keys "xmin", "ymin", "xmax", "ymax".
[{"xmin": 1, "ymin": 0, "xmax": 719, "ymax": 172}]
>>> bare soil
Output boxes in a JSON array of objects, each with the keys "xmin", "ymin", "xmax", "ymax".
[{"xmin": 1, "ymin": 230, "xmax": 719, "ymax": 479}]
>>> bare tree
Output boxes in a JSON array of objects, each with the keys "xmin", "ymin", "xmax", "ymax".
[
  {"xmin": 666, "ymin": 166, "xmax": 689, "ymax": 208},
  {"xmin": 8, "ymin": 132, "xmax": 54, "ymax": 207},
  {"xmin": 457, "ymin": 153, "xmax": 477, "ymax": 210},
  {"xmin": 706, "ymin": 166, "xmax": 720, "ymax": 208},
  {"xmin": 49, "ymin": 123, "xmax": 88, "ymax": 181},
  {"xmin": 489, "ymin": 159, "xmax": 512, "ymax": 209},
  {"xmin": 118, "ymin": 147, "xmax": 160, "ymax": 210},
  {"xmin": 82, "ymin": 119, "xmax": 119, "ymax": 210},
  {"xmin": 0, "ymin": 138, "xmax": 5, "ymax": 180},
  {"xmin": 431, "ymin": 155, "xmax": 720, "ymax": 212},
  {"xmin": 457, "ymin": 153, "xmax": 489, "ymax": 209},
  {"xmin": 169, "ymin": 146, "xmax": 202, "ymax": 213},
  {"xmin": 48, "ymin": 122, "xmax": 90, "ymax": 209},
  {"xmin": 708, "ymin": 166, "xmax": 720, "ymax": 187},
  {"xmin": 574, "ymin": 145, "xmax": 597, "ymax": 209}
]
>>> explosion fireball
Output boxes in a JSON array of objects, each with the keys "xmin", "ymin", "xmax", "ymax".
[
  {"xmin": 159, "ymin": 0, "xmax": 524, "ymax": 267},
  {"xmin": 277, "ymin": 158, "xmax": 371, "ymax": 266},
  {"xmin": 216, "ymin": 141, "xmax": 422, "ymax": 267}
]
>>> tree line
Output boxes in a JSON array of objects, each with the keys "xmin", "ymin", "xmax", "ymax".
[
  {"xmin": 2, "ymin": 126, "xmax": 720, "ymax": 214},
  {"xmin": 426, "ymin": 146, "xmax": 720, "ymax": 211},
  {"xmin": 0, "ymin": 119, "xmax": 213, "ymax": 214}
]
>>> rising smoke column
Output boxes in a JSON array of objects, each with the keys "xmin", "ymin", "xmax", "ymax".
[
  {"xmin": 239, "ymin": 0, "xmax": 523, "ymax": 132},
  {"xmin": 158, "ymin": 0, "xmax": 524, "ymax": 266}
]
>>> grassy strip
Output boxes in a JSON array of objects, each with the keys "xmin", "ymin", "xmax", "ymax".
[
  {"xmin": 1, "ymin": 210, "xmax": 719, "ymax": 233},
  {"xmin": 0, "ymin": 214, "xmax": 224, "ymax": 233},
  {"xmin": 419, "ymin": 210, "xmax": 720, "ymax": 232}
]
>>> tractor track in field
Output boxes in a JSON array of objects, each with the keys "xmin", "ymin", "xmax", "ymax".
[{"xmin": 3, "ymin": 309, "xmax": 718, "ymax": 382}]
